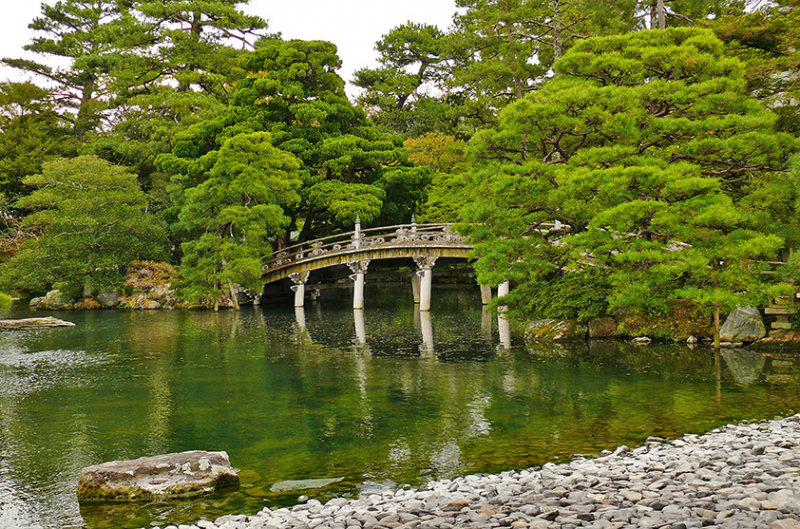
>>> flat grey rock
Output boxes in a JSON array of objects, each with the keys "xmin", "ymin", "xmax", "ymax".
[{"xmin": 78, "ymin": 450, "xmax": 239, "ymax": 500}]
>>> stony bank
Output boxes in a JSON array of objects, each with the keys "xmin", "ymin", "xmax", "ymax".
[{"xmin": 148, "ymin": 415, "xmax": 800, "ymax": 529}]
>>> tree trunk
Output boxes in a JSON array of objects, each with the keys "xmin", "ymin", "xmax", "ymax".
[
  {"xmin": 657, "ymin": 0, "xmax": 666, "ymax": 29},
  {"xmin": 228, "ymin": 279, "xmax": 240, "ymax": 311},
  {"xmin": 74, "ymin": 77, "xmax": 97, "ymax": 139},
  {"xmin": 552, "ymin": 1, "xmax": 563, "ymax": 62},
  {"xmin": 502, "ymin": 0, "xmax": 524, "ymax": 99},
  {"xmin": 297, "ymin": 206, "xmax": 317, "ymax": 244},
  {"xmin": 213, "ymin": 279, "xmax": 219, "ymax": 312},
  {"xmin": 713, "ymin": 304, "xmax": 721, "ymax": 349}
]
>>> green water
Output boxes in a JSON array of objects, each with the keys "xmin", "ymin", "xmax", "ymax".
[{"xmin": 1, "ymin": 288, "xmax": 799, "ymax": 529}]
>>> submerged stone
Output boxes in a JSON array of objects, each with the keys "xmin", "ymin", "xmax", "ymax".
[
  {"xmin": 270, "ymin": 477, "xmax": 345, "ymax": 493},
  {"xmin": 77, "ymin": 450, "xmax": 239, "ymax": 500}
]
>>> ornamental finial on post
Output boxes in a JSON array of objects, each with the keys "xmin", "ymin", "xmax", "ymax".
[{"xmin": 353, "ymin": 216, "xmax": 362, "ymax": 249}]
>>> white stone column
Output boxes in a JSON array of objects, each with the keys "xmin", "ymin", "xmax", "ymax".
[
  {"xmin": 413, "ymin": 256, "xmax": 437, "ymax": 312},
  {"xmin": 480, "ymin": 285, "xmax": 492, "ymax": 305},
  {"xmin": 497, "ymin": 280, "xmax": 510, "ymax": 298},
  {"xmin": 497, "ymin": 280, "xmax": 510, "ymax": 314},
  {"xmin": 289, "ymin": 272, "xmax": 310, "ymax": 308},
  {"xmin": 347, "ymin": 260, "xmax": 370, "ymax": 310}
]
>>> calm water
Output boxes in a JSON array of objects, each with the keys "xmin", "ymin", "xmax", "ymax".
[{"xmin": 0, "ymin": 288, "xmax": 799, "ymax": 529}]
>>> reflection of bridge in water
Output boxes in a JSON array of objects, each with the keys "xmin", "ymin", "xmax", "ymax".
[
  {"xmin": 262, "ymin": 219, "xmax": 510, "ymax": 311},
  {"xmin": 292, "ymin": 305, "xmax": 513, "ymax": 355}
]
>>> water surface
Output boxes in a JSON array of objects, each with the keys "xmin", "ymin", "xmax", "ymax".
[{"xmin": 0, "ymin": 288, "xmax": 798, "ymax": 528}]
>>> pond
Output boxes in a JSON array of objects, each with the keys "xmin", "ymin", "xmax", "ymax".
[{"xmin": 0, "ymin": 287, "xmax": 798, "ymax": 529}]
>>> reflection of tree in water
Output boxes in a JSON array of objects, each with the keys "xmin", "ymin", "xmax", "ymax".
[{"xmin": 721, "ymin": 349, "xmax": 765, "ymax": 386}]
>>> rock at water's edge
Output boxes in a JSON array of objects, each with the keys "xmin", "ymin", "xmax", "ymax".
[
  {"xmin": 77, "ymin": 450, "xmax": 239, "ymax": 501},
  {"xmin": 0, "ymin": 317, "xmax": 75, "ymax": 330},
  {"xmin": 588, "ymin": 317, "xmax": 617, "ymax": 339},
  {"xmin": 720, "ymin": 306, "xmax": 767, "ymax": 342},
  {"xmin": 525, "ymin": 319, "xmax": 587, "ymax": 342},
  {"xmin": 30, "ymin": 290, "xmax": 75, "ymax": 310}
]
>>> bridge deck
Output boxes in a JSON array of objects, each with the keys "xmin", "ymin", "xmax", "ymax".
[{"xmin": 262, "ymin": 223, "xmax": 471, "ymax": 284}]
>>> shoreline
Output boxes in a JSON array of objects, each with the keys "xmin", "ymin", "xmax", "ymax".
[{"xmin": 153, "ymin": 415, "xmax": 800, "ymax": 529}]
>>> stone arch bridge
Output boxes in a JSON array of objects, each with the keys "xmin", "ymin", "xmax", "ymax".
[{"xmin": 262, "ymin": 220, "xmax": 501, "ymax": 311}]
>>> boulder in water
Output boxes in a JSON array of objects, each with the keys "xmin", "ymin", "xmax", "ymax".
[
  {"xmin": 0, "ymin": 317, "xmax": 75, "ymax": 330},
  {"xmin": 77, "ymin": 450, "xmax": 239, "ymax": 500}
]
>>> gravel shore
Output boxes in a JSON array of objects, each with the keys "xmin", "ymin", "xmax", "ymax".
[{"xmin": 163, "ymin": 415, "xmax": 800, "ymax": 529}]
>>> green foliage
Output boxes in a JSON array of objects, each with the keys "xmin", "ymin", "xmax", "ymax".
[
  {"xmin": 354, "ymin": 23, "xmax": 462, "ymax": 137},
  {"xmin": 518, "ymin": 269, "xmax": 612, "ymax": 322},
  {"xmin": 710, "ymin": 1, "xmax": 800, "ymax": 135},
  {"xmin": 0, "ymin": 82, "xmax": 76, "ymax": 203},
  {"xmin": 462, "ymin": 28, "xmax": 799, "ymax": 333},
  {"xmin": 408, "ymin": 133, "xmax": 470, "ymax": 223},
  {"xmin": 177, "ymin": 132, "xmax": 301, "ymax": 306},
  {"xmin": 159, "ymin": 39, "xmax": 428, "ymax": 247},
  {"xmin": 2, "ymin": 1, "xmax": 132, "ymax": 139},
  {"xmin": 0, "ymin": 156, "xmax": 167, "ymax": 297},
  {"xmin": 0, "ymin": 292, "xmax": 11, "ymax": 312}
]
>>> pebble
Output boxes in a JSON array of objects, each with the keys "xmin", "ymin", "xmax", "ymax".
[{"xmin": 147, "ymin": 414, "xmax": 800, "ymax": 529}]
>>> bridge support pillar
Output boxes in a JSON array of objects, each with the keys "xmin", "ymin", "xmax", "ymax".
[
  {"xmin": 347, "ymin": 260, "xmax": 371, "ymax": 310},
  {"xmin": 289, "ymin": 272, "xmax": 310, "ymax": 308},
  {"xmin": 498, "ymin": 280, "xmax": 510, "ymax": 298},
  {"xmin": 413, "ymin": 256, "xmax": 438, "ymax": 312},
  {"xmin": 480, "ymin": 285, "xmax": 492, "ymax": 305},
  {"xmin": 497, "ymin": 280, "xmax": 511, "ymax": 314}
]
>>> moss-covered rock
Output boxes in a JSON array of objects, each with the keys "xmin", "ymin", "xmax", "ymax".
[
  {"xmin": 30, "ymin": 290, "xmax": 75, "ymax": 310},
  {"xmin": 524, "ymin": 319, "xmax": 587, "ymax": 342}
]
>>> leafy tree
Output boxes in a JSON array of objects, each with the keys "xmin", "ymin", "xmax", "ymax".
[
  {"xmin": 2, "ymin": 0, "xmax": 133, "ymax": 139},
  {"xmin": 0, "ymin": 83, "xmax": 76, "ymax": 204},
  {"xmin": 408, "ymin": 133, "xmax": 471, "ymax": 222},
  {"xmin": 90, "ymin": 0, "xmax": 269, "ymax": 191},
  {"xmin": 354, "ymin": 23, "xmax": 462, "ymax": 137},
  {"xmin": 159, "ymin": 39, "xmax": 430, "ymax": 247},
  {"xmin": 710, "ymin": 0, "xmax": 800, "ymax": 135},
  {"xmin": 131, "ymin": 0, "xmax": 267, "ymax": 96},
  {"xmin": 178, "ymin": 132, "xmax": 301, "ymax": 309},
  {"xmin": 0, "ymin": 156, "xmax": 167, "ymax": 297},
  {"xmin": 461, "ymin": 28, "xmax": 799, "ymax": 345}
]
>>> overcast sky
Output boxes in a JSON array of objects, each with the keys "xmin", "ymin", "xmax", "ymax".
[{"xmin": 0, "ymin": 0, "xmax": 458, "ymax": 98}]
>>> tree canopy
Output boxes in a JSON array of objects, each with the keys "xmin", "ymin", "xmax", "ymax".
[
  {"xmin": 461, "ymin": 28, "xmax": 799, "ymax": 341},
  {"xmin": 0, "ymin": 155, "xmax": 166, "ymax": 296}
]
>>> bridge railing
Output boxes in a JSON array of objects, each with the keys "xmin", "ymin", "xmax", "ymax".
[{"xmin": 263, "ymin": 223, "xmax": 468, "ymax": 273}]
